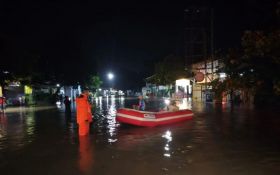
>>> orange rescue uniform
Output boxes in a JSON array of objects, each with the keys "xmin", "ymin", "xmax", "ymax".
[{"xmin": 76, "ymin": 94, "xmax": 92, "ymax": 135}]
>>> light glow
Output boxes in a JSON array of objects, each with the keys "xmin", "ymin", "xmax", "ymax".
[
  {"xmin": 164, "ymin": 99, "xmax": 170, "ymax": 105},
  {"xmin": 108, "ymin": 73, "xmax": 114, "ymax": 80},
  {"xmin": 176, "ymin": 79, "xmax": 190, "ymax": 87},
  {"xmin": 162, "ymin": 130, "xmax": 172, "ymax": 142},
  {"xmin": 219, "ymin": 73, "xmax": 226, "ymax": 78}
]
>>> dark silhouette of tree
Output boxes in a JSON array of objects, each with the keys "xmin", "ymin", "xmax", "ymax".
[
  {"xmin": 212, "ymin": 30, "xmax": 280, "ymax": 105},
  {"xmin": 148, "ymin": 55, "xmax": 190, "ymax": 85},
  {"xmin": 86, "ymin": 75, "xmax": 103, "ymax": 96},
  {"xmin": 147, "ymin": 55, "xmax": 191, "ymax": 97},
  {"xmin": 242, "ymin": 30, "xmax": 280, "ymax": 105}
]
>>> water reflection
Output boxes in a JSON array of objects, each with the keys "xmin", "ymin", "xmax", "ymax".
[
  {"xmin": 162, "ymin": 130, "xmax": 172, "ymax": 158},
  {"xmin": 93, "ymin": 96, "xmax": 124, "ymax": 144},
  {"xmin": 107, "ymin": 96, "xmax": 118, "ymax": 143},
  {"xmin": 1, "ymin": 99, "xmax": 280, "ymax": 175},
  {"xmin": 98, "ymin": 96, "xmax": 102, "ymax": 110},
  {"xmin": 119, "ymin": 96, "xmax": 125, "ymax": 108},
  {"xmin": 78, "ymin": 136, "xmax": 94, "ymax": 174},
  {"xmin": 25, "ymin": 108, "xmax": 35, "ymax": 142},
  {"xmin": 0, "ymin": 113, "xmax": 7, "ymax": 150},
  {"xmin": 106, "ymin": 96, "xmax": 109, "ymax": 107},
  {"xmin": 0, "ymin": 107, "xmax": 36, "ymax": 151}
]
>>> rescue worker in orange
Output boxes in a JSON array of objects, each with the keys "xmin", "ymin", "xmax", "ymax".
[{"xmin": 76, "ymin": 90, "xmax": 93, "ymax": 136}]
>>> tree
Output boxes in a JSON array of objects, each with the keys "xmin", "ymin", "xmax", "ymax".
[
  {"xmin": 211, "ymin": 49, "xmax": 254, "ymax": 103},
  {"xmin": 150, "ymin": 55, "xmax": 190, "ymax": 84},
  {"xmin": 86, "ymin": 75, "xmax": 103, "ymax": 96},
  {"xmin": 212, "ymin": 30, "xmax": 280, "ymax": 105},
  {"xmin": 147, "ymin": 55, "xmax": 191, "ymax": 97},
  {"xmin": 242, "ymin": 30, "xmax": 280, "ymax": 105}
]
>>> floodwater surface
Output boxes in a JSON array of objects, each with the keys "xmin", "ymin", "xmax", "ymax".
[{"xmin": 0, "ymin": 98, "xmax": 280, "ymax": 175}]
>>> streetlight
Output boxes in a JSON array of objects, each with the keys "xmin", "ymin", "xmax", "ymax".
[
  {"xmin": 107, "ymin": 72, "xmax": 114, "ymax": 96},
  {"xmin": 107, "ymin": 73, "xmax": 114, "ymax": 80}
]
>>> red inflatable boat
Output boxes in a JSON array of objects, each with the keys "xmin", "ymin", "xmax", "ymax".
[{"xmin": 116, "ymin": 108, "xmax": 193, "ymax": 127}]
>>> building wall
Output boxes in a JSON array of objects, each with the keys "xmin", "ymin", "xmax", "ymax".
[
  {"xmin": 192, "ymin": 84, "xmax": 203, "ymax": 101},
  {"xmin": 191, "ymin": 59, "xmax": 221, "ymax": 101},
  {"xmin": 192, "ymin": 59, "xmax": 220, "ymax": 83}
]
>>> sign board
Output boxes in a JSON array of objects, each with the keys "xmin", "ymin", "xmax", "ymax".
[
  {"xmin": 144, "ymin": 114, "xmax": 156, "ymax": 119},
  {"xmin": 24, "ymin": 85, "xmax": 33, "ymax": 95},
  {"xmin": 195, "ymin": 72, "xmax": 204, "ymax": 82}
]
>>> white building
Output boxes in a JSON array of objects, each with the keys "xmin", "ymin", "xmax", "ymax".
[{"xmin": 175, "ymin": 79, "xmax": 192, "ymax": 98}]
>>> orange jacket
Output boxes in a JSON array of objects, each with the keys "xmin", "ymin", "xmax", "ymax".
[{"xmin": 76, "ymin": 95, "xmax": 92, "ymax": 124}]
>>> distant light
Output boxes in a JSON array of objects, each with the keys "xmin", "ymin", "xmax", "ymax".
[
  {"xmin": 3, "ymin": 71, "xmax": 9, "ymax": 74},
  {"xmin": 219, "ymin": 73, "xmax": 226, "ymax": 78},
  {"xmin": 56, "ymin": 101, "xmax": 61, "ymax": 105},
  {"xmin": 175, "ymin": 79, "xmax": 190, "ymax": 87},
  {"xmin": 99, "ymin": 88, "xmax": 102, "ymax": 91},
  {"xmin": 240, "ymin": 73, "xmax": 243, "ymax": 77},
  {"xmin": 250, "ymin": 69, "xmax": 254, "ymax": 72},
  {"xmin": 9, "ymin": 82, "xmax": 20, "ymax": 87},
  {"xmin": 108, "ymin": 73, "xmax": 114, "ymax": 80},
  {"xmin": 56, "ymin": 84, "xmax": 60, "ymax": 87},
  {"xmin": 56, "ymin": 101, "xmax": 61, "ymax": 108}
]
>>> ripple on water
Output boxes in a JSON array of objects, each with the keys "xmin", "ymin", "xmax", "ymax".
[
  {"xmin": 2, "ymin": 99, "xmax": 280, "ymax": 175},
  {"xmin": 0, "ymin": 108, "xmax": 37, "ymax": 151}
]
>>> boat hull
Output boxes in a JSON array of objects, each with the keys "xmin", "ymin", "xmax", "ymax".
[{"xmin": 116, "ymin": 108, "xmax": 193, "ymax": 127}]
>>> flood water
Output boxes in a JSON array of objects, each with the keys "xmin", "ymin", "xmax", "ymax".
[{"xmin": 0, "ymin": 97, "xmax": 280, "ymax": 175}]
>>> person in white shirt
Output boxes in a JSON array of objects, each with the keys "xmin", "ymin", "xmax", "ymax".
[{"xmin": 167, "ymin": 100, "xmax": 179, "ymax": 112}]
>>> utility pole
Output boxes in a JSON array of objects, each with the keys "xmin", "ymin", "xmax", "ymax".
[
  {"xmin": 184, "ymin": 7, "xmax": 214, "ymax": 102},
  {"xmin": 203, "ymin": 28, "xmax": 208, "ymax": 101},
  {"xmin": 210, "ymin": 8, "xmax": 214, "ymax": 82}
]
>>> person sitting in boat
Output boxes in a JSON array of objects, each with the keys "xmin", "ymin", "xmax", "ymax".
[
  {"xmin": 167, "ymin": 100, "xmax": 179, "ymax": 112},
  {"xmin": 138, "ymin": 95, "xmax": 146, "ymax": 111},
  {"xmin": 132, "ymin": 95, "xmax": 146, "ymax": 111}
]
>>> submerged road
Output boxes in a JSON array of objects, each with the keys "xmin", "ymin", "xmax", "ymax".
[{"xmin": 0, "ymin": 98, "xmax": 280, "ymax": 175}]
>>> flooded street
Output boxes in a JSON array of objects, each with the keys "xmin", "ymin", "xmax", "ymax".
[{"xmin": 1, "ymin": 98, "xmax": 280, "ymax": 175}]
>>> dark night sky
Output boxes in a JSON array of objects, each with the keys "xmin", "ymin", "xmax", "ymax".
[{"xmin": 0, "ymin": 0, "xmax": 278, "ymax": 89}]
